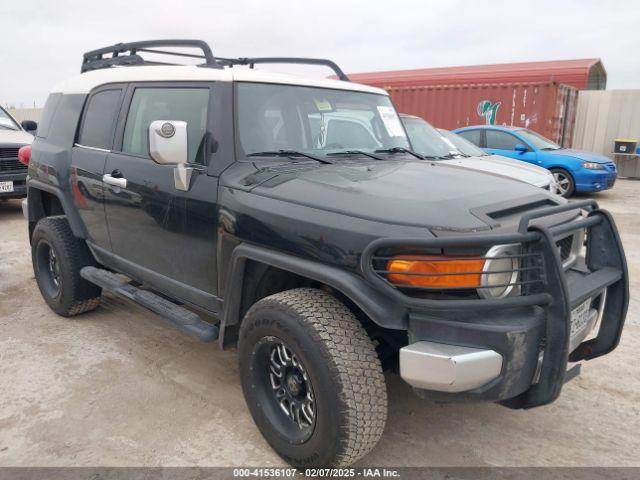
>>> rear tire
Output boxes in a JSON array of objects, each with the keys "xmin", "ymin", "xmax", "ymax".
[
  {"xmin": 238, "ymin": 288, "xmax": 387, "ymax": 467},
  {"xmin": 31, "ymin": 216, "xmax": 101, "ymax": 316},
  {"xmin": 550, "ymin": 168, "xmax": 575, "ymax": 197}
]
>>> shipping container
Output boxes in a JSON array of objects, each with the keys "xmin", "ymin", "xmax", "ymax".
[
  {"xmin": 378, "ymin": 81, "xmax": 578, "ymax": 147},
  {"xmin": 349, "ymin": 58, "xmax": 606, "ymax": 91}
]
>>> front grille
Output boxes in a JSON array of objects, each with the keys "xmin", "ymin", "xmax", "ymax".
[
  {"xmin": 0, "ymin": 158, "xmax": 26, "ymax": 172},
  {"xmin": 603, "ymin": 162, "xmax": 617, "ymax": 172},
  {"xmin": 556, "ymin": 235, "xmax": 574, "ymax": 262},
  {"xmin": 0, "ymin": 148, "xmax": 20, "ymax": 159},
  {"xmin": 0, "ymin": 147, "xmax": 26, "ymax": 172}
]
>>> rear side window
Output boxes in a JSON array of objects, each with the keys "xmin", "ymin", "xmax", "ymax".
[
  {"xmin": 78, "ymin": 89, "xmax": 123, "ymax": 150},
  {"xmin": 122, "ymin": 87, "xmax": 209, "ymax": 164},
  {"xmin": 485, "ymin": 130, "xmax": 520, "ymax": 150},
  {"xmin": 457, "ymin": 129, "xmax": 481, "ymax": 146}
]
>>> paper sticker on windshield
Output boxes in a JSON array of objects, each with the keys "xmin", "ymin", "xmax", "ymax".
[
  {"xmin": 314, "ymin": 99, "xmax": 333, "ymax": 111},
  {"xmin": 377, "ymin": 106, "xmax": 406, "ymax": 137},
  {"xmin": 440, "ymin": 136, "xmax": 457, "ymax": 149}
]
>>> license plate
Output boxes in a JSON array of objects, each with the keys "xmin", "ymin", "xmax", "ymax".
[
  {"xmin": 570, "ymin": 298, "xmax": 592, "ymax": 341},
  {"xmin": 0, "ymin": 181, "xmax": 14, "ymax": 193}
]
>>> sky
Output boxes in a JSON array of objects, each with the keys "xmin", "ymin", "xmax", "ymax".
[{"xmin": 2, "ymin": 0, "xmax": 639, "ymax": 107}]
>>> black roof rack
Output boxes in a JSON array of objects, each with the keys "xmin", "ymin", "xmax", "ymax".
[
  {"xmin": 81, "ymin": 40, "xmax": 218, "ymax": 73},
  {"xmin": 81, "ymin": 40, "xmax": 350, "ymax": 81},
  {"xmin": 215, "ymin": 57, "xmax": 350, "ymax": 81}
]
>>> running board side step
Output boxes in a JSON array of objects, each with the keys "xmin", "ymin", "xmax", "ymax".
[{"xmin": 80, "ymin": 266, "xmax": 219, "ymax": 342}]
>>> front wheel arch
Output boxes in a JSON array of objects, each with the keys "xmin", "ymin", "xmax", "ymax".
[{"xmin": 218, "ymin": 244, "xmax": 405, "ymax": 348}]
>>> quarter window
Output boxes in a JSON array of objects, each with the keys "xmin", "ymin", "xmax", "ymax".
[
  {"xmin": 122, "ymin": 87, "xmax": 209, "ymax": 164},
  {"xmin": 457, "ymin": 129, "xmax": 482, "ymax": 146},
  {"xmin": 485, "ymin": 130, "xmax": 521, "ymax": 150},
  {"xmin": 78, "ymin": 89, "xmax": 122, "ymax": 149}
]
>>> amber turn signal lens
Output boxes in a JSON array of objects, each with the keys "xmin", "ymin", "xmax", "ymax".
[{"xmin": 386, "ymin": 255, "xmax": 486, "ymax": 288}]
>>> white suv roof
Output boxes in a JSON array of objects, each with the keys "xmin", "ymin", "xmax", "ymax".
[{"xmin": 53, "ymin": 65, "xmax": 386, "ymax": 96}]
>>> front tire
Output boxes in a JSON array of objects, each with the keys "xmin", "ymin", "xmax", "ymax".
[
  {"xmin": 31, "ymin": 216, "xmax": 101, "ymax": 316},
  {"xmin": 550, "ymin": 168, "xmax": 575, "ymax": 197},
  {"xmin": 238, "ymin": 288, "xmax": 387, "ymax": 467}
]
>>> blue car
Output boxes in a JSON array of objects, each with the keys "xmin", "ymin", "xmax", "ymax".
[{"xmin": 452, "ymin": 125, "xmax": 617, "ymax": 197}]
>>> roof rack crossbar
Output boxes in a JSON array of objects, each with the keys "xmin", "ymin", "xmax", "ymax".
[
  {"xmin": 81, "ymin": 39, "xmax": 218, "ymax": 72},
  {"xmin": 215, "ymin": 57, "xmax": 350, "ymax": 81},
  {"xmin": 136, "ymin": 48, "xmax": 207, "ymax": 60}
]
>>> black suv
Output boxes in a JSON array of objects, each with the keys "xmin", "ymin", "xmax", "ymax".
[{"xmin": 24, "ymin": 40, "xmax": 628, "ymax": 467}]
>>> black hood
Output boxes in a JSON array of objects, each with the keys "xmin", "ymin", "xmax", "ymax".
[{"xmin": 247, "ymin": 159, "xmax": 562, "ymax": 232}]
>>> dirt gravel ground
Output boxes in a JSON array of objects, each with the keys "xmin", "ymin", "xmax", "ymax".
[{"xmin": 1, "ymin": 181, "xmax": 639, "ymax": 467}]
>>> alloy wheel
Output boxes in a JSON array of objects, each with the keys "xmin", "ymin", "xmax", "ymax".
[
  {"xmin": 553, "ymin": 171, "xmax": 571, "ymax": 196},
  {"xmin": 268, "ymin": 340, "xmax": 316, "ymax": 430}
]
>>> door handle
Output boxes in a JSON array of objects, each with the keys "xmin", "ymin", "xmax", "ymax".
[{"xmin": 103, "ymin": 173, "xmax": 127, "ymax": 188}]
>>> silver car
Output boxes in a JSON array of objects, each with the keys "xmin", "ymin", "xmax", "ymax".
[{"xmin": 401, "ymin": 114, "xmax": 557, "ymax": 193}]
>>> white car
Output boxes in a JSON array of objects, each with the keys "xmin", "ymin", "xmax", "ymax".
[
  {"xmin": 400, "ymin": 114, "xmax": 557, "ymax": 193},
  {"xmin": 0, "ymin": 106, "xmax": 36, "ymax": 199}
]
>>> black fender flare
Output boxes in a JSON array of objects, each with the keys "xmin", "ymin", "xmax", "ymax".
[
  {"xmin": 218, "ymin": 243, "xmax": 406, "ymax": 348},
  {"xmin": 27, "ymin": 179, "xmax": 88, "ymax": 239}
]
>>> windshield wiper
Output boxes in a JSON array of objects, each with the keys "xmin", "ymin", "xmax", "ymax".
[
  {"xmin": 0, "ymin": 124, "xmax": 17, "ymax": 131},
  {"xmin": 326, "ymin": 150, "xmax": 383, "ymax": 160},
  {"xmin": 375, "ymin": 147, "xmax": 424, "ymax": 160},
  {"xmin": 247, "ymin": 150, "xmax": 334, "ymax": 164}
]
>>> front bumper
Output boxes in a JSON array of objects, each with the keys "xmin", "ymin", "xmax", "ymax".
[
  {"xmin": 400, "ymin": 341, "xmax": 503, "ymax": 392},
  {"xmin": 575, "ymin": 169, "xmax": 617, "ymax": 192},
  {"xmin": 362, "ymin": 200, "xmax": 628, "ymax": 409}
]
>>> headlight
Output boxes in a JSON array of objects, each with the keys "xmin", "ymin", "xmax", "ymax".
[
  {"xmin": 582, "ymin": 162, "xmax": 604, "ymax": 170},
  {"xmin": 479, "ymin": 244, "xmax": 520, "ymax": 299},
  {"xmin": 385, "ymin": 244, "xmax": 521, "ymax": 298}
]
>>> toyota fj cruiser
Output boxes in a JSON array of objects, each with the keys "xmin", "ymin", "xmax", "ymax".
[{"xmin": 24, "ymin": 40, "xmax": 628, "ymax": 467}]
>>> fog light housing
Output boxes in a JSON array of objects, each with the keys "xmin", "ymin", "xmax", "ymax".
[{"xmin": 478, "ymin": 244, "xmax": 520, "ymax": 299}]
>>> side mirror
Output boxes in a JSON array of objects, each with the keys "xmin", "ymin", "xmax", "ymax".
[
  {"xmin": 21, "ymin": 120, "xmax": 38, "ymax": 132},
  {"xmin": 514, "ymin": 143, "xmax": 528, "ymax": 153},
  {"xmin": 149, "ymin": 120, "xmax": 193, "ymax": 192},
  {"xmin": 149, "ymin": 120, "xmax": 188, "ymax": 165}
]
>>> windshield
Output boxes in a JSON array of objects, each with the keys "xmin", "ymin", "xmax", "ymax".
[
  {"xmin": 517, "ymin": 129, "xmax": 560, "ymax": 150},
  {"xmin": 0, "ymin": 107, "xmax": 20, "ymax": 130},
  {"xmin": 236, "ymin": 83, "xmax": 409, "ymax": 158},
  {"xmin": 437, "ymin": 128, "xmax": 488, "ymax": 156},
  {"xmin": 401, "ymin": 116, "xmax": 465, "ymax": 158}
]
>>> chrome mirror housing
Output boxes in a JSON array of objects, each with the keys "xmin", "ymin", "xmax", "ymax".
[
  {"xmin": 148, "ymin": 120, "xmax": 193, "ymax": 192},
  {"xmin": 149, "ymin": 120, "xmax": 188, "ymax": 165}
]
